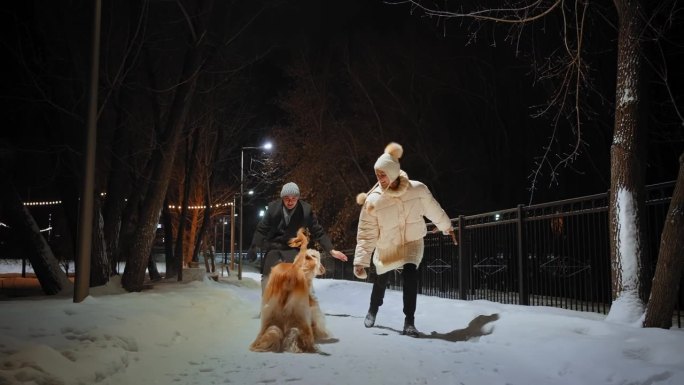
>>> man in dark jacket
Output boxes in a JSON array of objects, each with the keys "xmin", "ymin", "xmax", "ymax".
[{"xmin": 249, "ymin": 182, "xmax": 348, "ymax": 292}]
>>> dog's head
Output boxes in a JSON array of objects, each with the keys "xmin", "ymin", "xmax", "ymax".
[
  {"xmin": 289, "ymin": 228, "xmax": 324, "ymax": 278},
  {"xmin": 293, "ymin": 248, "xmax": 325, "ymax": 278}
]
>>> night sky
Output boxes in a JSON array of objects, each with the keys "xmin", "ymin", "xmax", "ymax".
[{"xmin": 1, "ymin": 0, "xmax": 683, "ymax": 248}]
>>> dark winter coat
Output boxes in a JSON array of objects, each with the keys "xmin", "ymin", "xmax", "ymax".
[{"xmin": 250, "ymin": 200, "xmax": 334, "ymax": 253}]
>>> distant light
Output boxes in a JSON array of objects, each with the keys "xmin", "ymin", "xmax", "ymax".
[
  {"xmin": 167, "ymin": 202, "xmax": 232, "ymax": 210},
  {"xmin": 263, "ymin": 142, "xmax": 273, "ymax": 150},
  {"xmin": 494, "ymin": 213, "xmax": 501, "ymax": 221},
  {"xmin": 259, "ymin": 210, "xmax": 265, "ymax": 217},
  {"xmin": 248, "ymin": 190, "xmax": 254, "ymax": 195},
  {"xmin": 23, "ymin": 200, "xmax": 62, "ymax": 207},
  {"xmin": 157, "ymin": 223, "xmax": 162, "ymax": 229}
]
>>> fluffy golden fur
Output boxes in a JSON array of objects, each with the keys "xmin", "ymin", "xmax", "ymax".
[{"xmin": 249, "ymin": 228, "xmax": 329, "ymax": 353}]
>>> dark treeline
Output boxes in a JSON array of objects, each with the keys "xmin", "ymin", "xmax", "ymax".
[{"xmin": 1, "ymin": 0, "xmax": 682, "ymax": 293}]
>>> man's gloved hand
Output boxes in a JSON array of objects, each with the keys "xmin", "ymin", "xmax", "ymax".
[{"xmin": 246, "ymin": 246, "xmax": 258, "ymax": 262}]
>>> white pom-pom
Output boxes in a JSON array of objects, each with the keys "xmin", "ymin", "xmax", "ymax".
[
  {"xmin": 356, "ymin": 192, "xmax": 367, "ymax": 205},
  {"xmin": 384, "ymin": 142, "xmax": 403, "ymax": 160}
]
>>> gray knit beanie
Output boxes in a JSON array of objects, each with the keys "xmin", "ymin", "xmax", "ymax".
[{"xmin": 280, "ymin": 182, "xmax": 300, "ymax": 198}]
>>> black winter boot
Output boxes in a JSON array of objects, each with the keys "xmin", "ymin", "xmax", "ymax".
[
  {"xmin": 364, "ymin": 309, "xmax": 377, "ymax": 328},
  {"xmin": 402, "ymin": 321, "xmax": 419, "ymax": 338}
]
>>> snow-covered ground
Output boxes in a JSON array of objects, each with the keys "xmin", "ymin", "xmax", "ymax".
[{"xmin": 1, "ymin": 260, "xmax": 683, "ymax": 385}]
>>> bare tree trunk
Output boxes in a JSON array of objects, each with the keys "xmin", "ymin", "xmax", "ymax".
[
  {"xmin": 121, "ymin": 85, "xmax": 199, "ymax": 291},
  {"xmin": 147, "ymin": 252, "xmax": 162, "ymax": 281},
  {"xmin": 102, "ymin": 112, "xmax": 132, "ymax": 275},
  {"xmin": 162, "ymin": 196, "xmax": 178, "ymax": 277},
  {"xmin": 115, "ymin": 162, "xmax": 152, "ymax": 275},
  {"xmin": 607, "ymin": 0, "xmax": 649, "ymax": 323},
  {"xmin": 0, "ymin": 181, "xmax": 73, "ymax": 295},
  {"xmin": 89, "ymin": 197, "xmax": 110, "ymax": 286},
  {"xmin": 643, "ymin": 152, "xmax": 684, "ymax": 328},
  {"xmin": 174, "ymin": 129, "xmax": 202, "ymax": 266},
  {"xmin": 187, "ymin": 212, "xmax": 199, "ymax": 265},
  {"xmin": 120, "ymin": 2, "xmax": 212, "ymax": 290},
  {"xmin": 192, "ymin": 177, "xmax": 214, "ymax": 273},
  {"xmin": 195, "ymin": 121, "xmax": 222, "ymax": 272},
  {"xmin": 100, "ymin": 0, "xmax": 147, "ymax": 277},
  {"xmin": 103, "ymin": 185, "xmax": 125, "ymax": 274},
  {"xmin": 49, "ymin": 192, "xmax": 77, "ymax": 265}
]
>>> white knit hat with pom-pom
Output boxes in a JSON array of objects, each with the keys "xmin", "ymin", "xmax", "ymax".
[
  {"xmin": 356, "ymin": 142, "xmax": 403, "ymax": 206},
  {"xmin": 374, "ymin": 142, "xmax": 403, "ymax": 182}
]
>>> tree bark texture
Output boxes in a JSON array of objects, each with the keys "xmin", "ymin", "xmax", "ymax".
[
  {"xmin": 643, "ymin": 153, "xmax": 684, "ymax": 328},
  {"xmin": 147, "ymin": 251, "xmax": 162, "ymax": 281},
  {"xmin": 102, "ymin": 111, "xmax": 132, "ymax": 275},
  {"xmin": 195, "ymin": 212, "xmax": 209, "ymax": 266},
  {"xmin": 195, "ymin": 179, "xmax": 212, "ymax": 267},
  {"xmin": 114, "ymin": 165, "xmax": 149, "ymax": 275},
  {"xmin": 162, "ymin": 197, "xmax": 179, "ymax": 278},
  {"xmin": 0, "ymin": 182, "xmax": 72, "ymax": 295},
  {"xmin": 608, "ymin": 0, "xmax": 649, "ymax": 305},
  {"xmin": 174, "ymin": 132, "xmax": 200, "ymax": 267},
  {"xmin": 120, "ymin": 68, "xmax": 200, "ymax": 291},
  {"xmin": 89, "ymin": 198, "xmax": 110, "ymax": 287}
]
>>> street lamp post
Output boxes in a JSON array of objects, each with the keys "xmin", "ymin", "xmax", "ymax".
[
  {"xmin": 239, "ymin": 142, "xmax": 272, "ymax": 280},
  {"xmin": 230, "ymin": 195, "xmax": 236, "ymax": 271},
  {"xmin": 221, "ymin": 216, "xmax": 227, "ymax": 264},
  {"xmin": 213, "ymin": 217, "xmax": 218, "ymax": 263}
]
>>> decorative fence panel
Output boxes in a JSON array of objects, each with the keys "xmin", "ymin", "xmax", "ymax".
[{"xmin": 325, "ymin": 181, "xmax": 681, "ymax": 327}]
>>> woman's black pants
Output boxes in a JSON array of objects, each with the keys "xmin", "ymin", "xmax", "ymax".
[{"xmin": 369, "ymin": 263, "xmax": 418, "ymax": 324}]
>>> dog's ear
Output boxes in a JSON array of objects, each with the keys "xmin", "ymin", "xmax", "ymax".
[
  {"xmin": 288, "ymin": 227, "xmax": 309, "ymax": 251},
  {"xmin": 297, "ymin": 227, "xmax": 309, "ymax": 251},
  {"xmin": 300, "ymin": 228, "xmax": 310, "ymax": 252},
  {"xmin": 304, "ymin": 249, "xmax": 324, "ymax": 276}
]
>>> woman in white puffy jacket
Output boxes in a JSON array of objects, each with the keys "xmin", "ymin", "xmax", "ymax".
[{"xmin": 353, "ymin": 142, "xmax": 454, "ymax": 337}]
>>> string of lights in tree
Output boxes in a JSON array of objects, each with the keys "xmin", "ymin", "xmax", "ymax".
[
  {"xmin": 22, "ymin": 201, "xmax": 62, "ymax": 206},
  {"xmin": 19, "ymin": 200, "xmax": 233, "ymax": 210},
  {"xmin": 167, "ymin": 203, "xmax": 234, "ymax": 210}
]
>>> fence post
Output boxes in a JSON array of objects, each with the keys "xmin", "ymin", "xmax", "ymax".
[
  {"xmin": 517, "ymin": 204, "xmax": 529, "ymax": 305},
  {"xmin": 458, "ymin": 215, "xmax": 468, "ymax": 300}
]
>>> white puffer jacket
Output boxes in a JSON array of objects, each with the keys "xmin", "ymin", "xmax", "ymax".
[{"xmin": 354, "ymin": 171, "xmax": 453, "ymax": 275}]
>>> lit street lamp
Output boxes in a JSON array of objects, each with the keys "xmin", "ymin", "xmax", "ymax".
[{"xmin": 239, "ymin": 141, "xmax": 272, "ymax": 279}]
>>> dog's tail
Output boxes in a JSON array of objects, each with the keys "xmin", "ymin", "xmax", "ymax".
[{"xmin": 288, "ymin": 227, "xmax": 310, "ymax": 252}]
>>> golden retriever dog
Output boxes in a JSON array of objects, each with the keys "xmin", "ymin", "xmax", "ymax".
[{"xmin": 249, "ymin": 228, "xmax": 330, "ymax": 353}]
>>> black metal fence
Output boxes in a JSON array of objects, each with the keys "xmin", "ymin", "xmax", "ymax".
[{"xmin": 323, "ymin": 181, "xmax": 682, "ymax": 326}]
